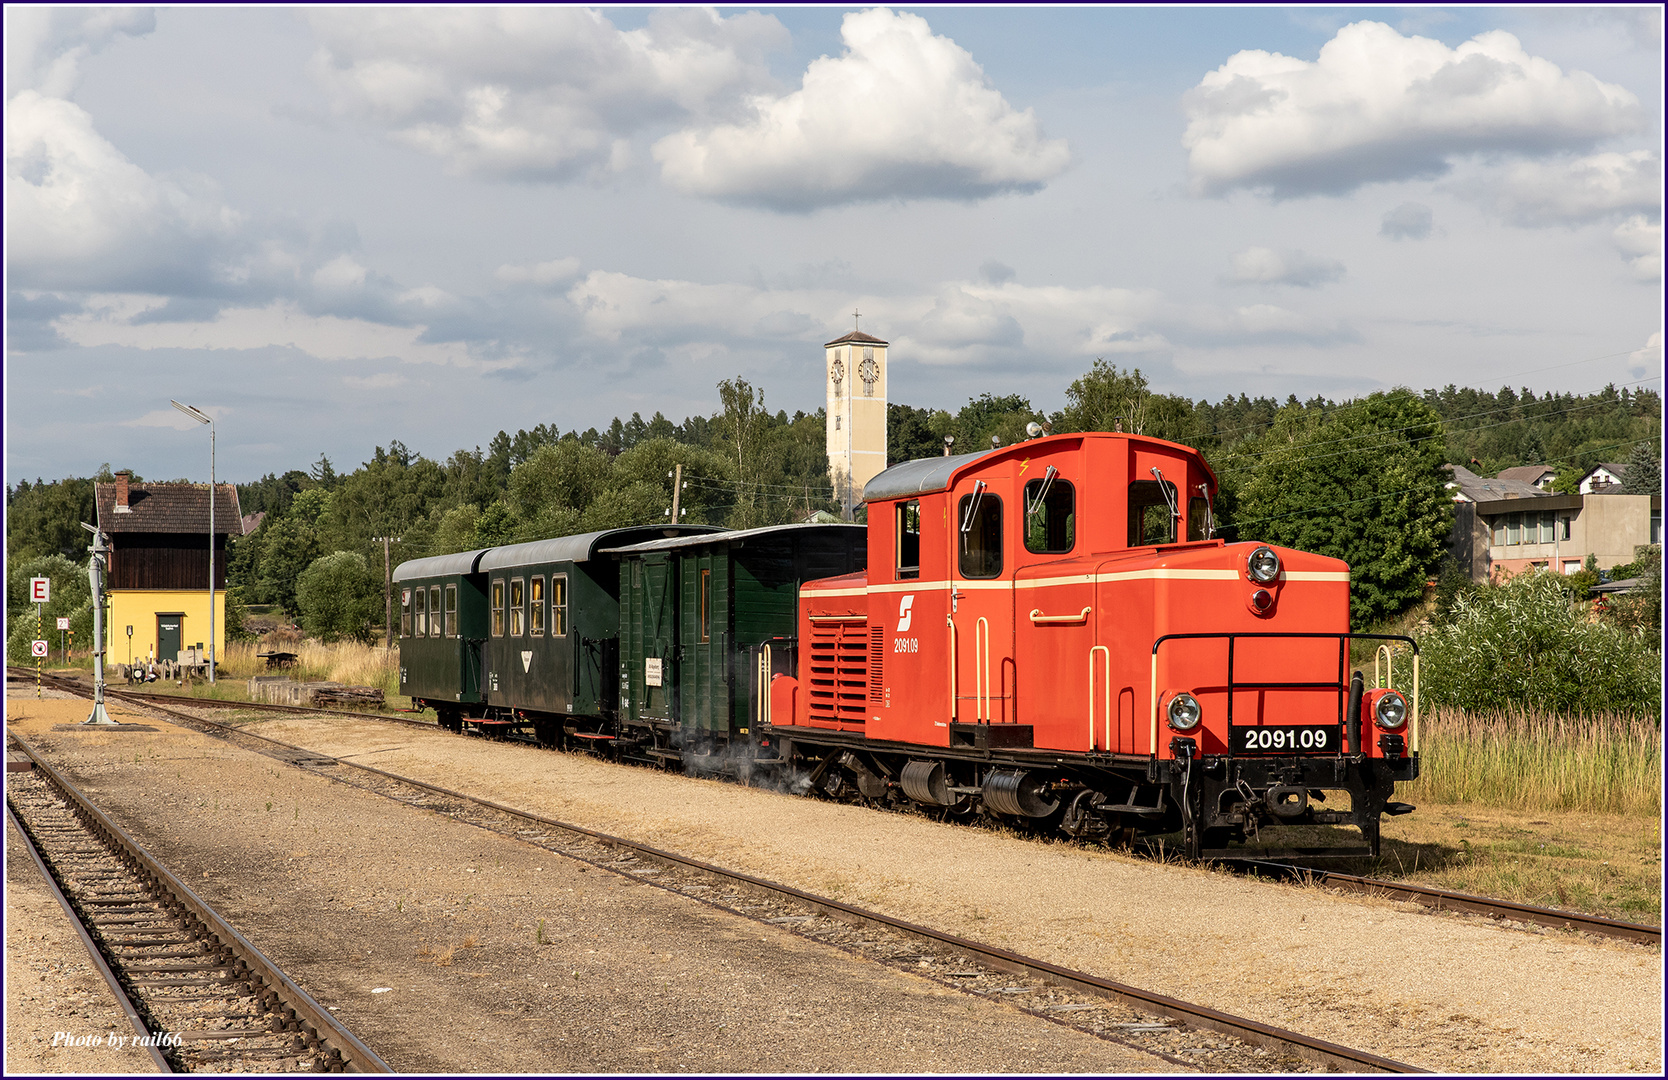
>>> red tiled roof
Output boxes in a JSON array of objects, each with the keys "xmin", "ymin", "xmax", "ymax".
[{"xmin": 95, "ymin": 483, "xmax": 243, "ymax": 535}]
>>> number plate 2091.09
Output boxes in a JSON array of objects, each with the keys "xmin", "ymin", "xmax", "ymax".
[{"xmin": 1232, "ymin": 725, "xmax": 1337, "ymax": 754}]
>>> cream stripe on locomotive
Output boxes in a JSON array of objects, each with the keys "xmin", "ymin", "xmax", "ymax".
[{"xmin": 801, "ymin": 568, "xmax": 1350, "ymax": 601}]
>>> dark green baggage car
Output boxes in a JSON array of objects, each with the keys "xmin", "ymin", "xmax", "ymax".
[
  {"xmin": 605, "ymin": 523, "xmax": 866, "ymax": 766},
  {"xmin": 475, "ymin": 526, "xmax": 717, "ymax": 741},
  {"xmin": 393, "ymin": 548, "xmax": 491, "ymax": 727}
]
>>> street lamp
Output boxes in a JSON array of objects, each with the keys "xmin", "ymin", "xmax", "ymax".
[{"xmin": 170, "ymin": 399, "xmax": 216, "ymax": 684}]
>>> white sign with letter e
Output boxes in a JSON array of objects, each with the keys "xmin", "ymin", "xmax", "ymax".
[
  {"xmin": 32, "ymin": 640, "xmax": 49, "ymax": 658},
  {"xmin": 30, "ymin": 577, "xmax": 50, "ymax": 603}
]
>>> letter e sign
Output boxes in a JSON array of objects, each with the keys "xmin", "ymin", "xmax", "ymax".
[{"xmin": 30, "ymin": 577, "xmax": 50, "ymax": 603}]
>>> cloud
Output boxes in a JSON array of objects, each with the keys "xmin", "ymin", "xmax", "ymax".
[
  {"xmin": 1183, "ymin": 21, "xmax": 1642, "ymax": 197},
  {"xmin": 495, "ymin": 257, "xmax": 582, "ymax": 287},
  {"xmin": 1223, "ymin": 247, "xmax": 1346, "ymax": 287},
  {"xmin": 1458, "ymin": 150, "xmax": 1660, "ymax": 226},
  {"xmin": 122, "ymin": 406, "xmax": 226, "ymax": 431},
  {"xmin": 5, "ymin": 5, "xmax": 155, "ymax": 98},
  {"xmin": 652, "ymin": 7, "xmax": 1070, "ymax": 210},
  {"xmin": 1613, "ymin": 215, "xmax": 1661, "ymax": 282},
  {"xmin": 1628, "ymin": 332, "xmax": 1662, "ymax": 381},
  {"xmin": 307, "ymin": 6, "xmax": 787, "ymax": 181},
  {"xmin": 342, "ymin": 372, "xmax": 408, "ymax": 390},
  {"xmin": 1381, "ymin": 202, "xmax": 1434, "ymax": 240}
]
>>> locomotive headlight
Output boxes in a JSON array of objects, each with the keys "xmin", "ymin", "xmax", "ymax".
[
  {"xmin": 1374, "ymin": 690, "xmax": 1408, "ymax": 730},
  {"xmin": 1247, "ymin": 546, "xmax": 1282, "ymax": 584},
  {"xmin": 1166, "ymin": 692, "xmax": 1202, "ymax": 731}
]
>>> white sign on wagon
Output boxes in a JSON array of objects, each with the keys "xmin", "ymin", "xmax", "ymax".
[
  {"xmin": 645, "ymin": 657, "xmax": 663, "ymax": 687},
  {"xmin": 30, "ymin": 577, "xmax": 50, "ymax": 603}
]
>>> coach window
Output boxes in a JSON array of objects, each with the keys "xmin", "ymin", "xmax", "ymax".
[
  {"xmin": 958, "ymin": 489, "xmax": 1003, "ymax": 578},
  {"xmin": 1023, "ymin": 476, "xmax": 1074, "ymax": 554},
  {"xmin": 414, "ymin": 586, "xmax": 427, "ymax": 637},
  {"xmin": 510, "ymin": 578, "xmax": 526, "ymax": 637},
  {"xmin": 401, "ymin": 589, "xmax": 412, "ymax": 638},
  {"xmin": 551, "ymin": 575, "xmax": 568, "ymax": 636},
  {"xmin": 896, "ymin": 501, "xmax": 921, "ymax": 579},
  {"xmin": 699, "ymin": 568, "xmax": 712, "ymax": 642},
  {"xmin": 530, "ymin": 576, "xmax": 545, "ymax": 636},
  {"xmin": 444, "ymin": 585, "xmax": 458, "ymax": 637},
  {"xmin": 491, "ymin": 579, "xmax": 505, "ymax": 637},
  {"xmin": 1127, "ymin": 479, "xmax": 1178, "ymax": 547},
  {"xmin": 429, "ymin": 586, "xmax": 441, "ymax": 637}
]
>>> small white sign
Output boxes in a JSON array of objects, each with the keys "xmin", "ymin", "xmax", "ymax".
[
  {"xmin": 645, "ymin": 657, "xmax": 663, "ymax": 687},
  {"xmin": 30, "ymin": 577, "xmax": 50, "ymax": 604},
  {"xmin": 56, "ymin": 617, "xmax": 71, "ymax": 631},
  {"xmin": 31, "ymin": 639, "xmax": 49, "ymax": 658},
  {"xmin": 521, "ymin": 651, "xmax": 533, "ymax": 673}
]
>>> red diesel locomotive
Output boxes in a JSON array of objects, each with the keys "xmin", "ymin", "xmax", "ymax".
[{"xmin": 764, "ymin": 431, "xmax": 1419, "ymax": 859}]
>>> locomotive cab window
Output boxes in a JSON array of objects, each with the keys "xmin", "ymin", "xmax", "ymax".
[
  {"xmin": 551, "ymin": 575, "xmax": 568, "ymax": 636},
  {"xmin": 1023, "ymin": 475, "xmax": 1074, "ymax": 554},
  {"xmin": 428, "ymin": 586, "xmax": 441, "ymax": 637},
  {"xmin": 490, "ymin": 579, "xmax": 505, "ymax": 637},
  {"xmin": 958, "ymin": 487, "xmax": 1003, "ymax": 578},
  {"xmin": 509, "ymin": 578, "xmax": 525, "ymax": 637},
  {"xmin": 400, "ymin": 590, "xmax": 412, "ymax": 638},
  {"xmin": 529, "ymin": 576, "xmax": 544, "ymax": 636},
  {"xmin": 1128, "ymin": 479, "xmax": 1178, "ymax": 547},
  {"xmin": 896, "ymin": 500, "xmax": 921, "ymax": 579},
  {"xmin": 444, "ymin": 584, "xmax": 457, "ymax": 637},
  {"xmin": 414, "ymin": 586, "xmax": 427, "ymax": 637},
  {"xmin": 1187, "ymin": 496, "xmax": 1212, "ymax": 541}
]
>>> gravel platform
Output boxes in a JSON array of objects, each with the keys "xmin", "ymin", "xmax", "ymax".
[
  {"xmin": 6, "ymin": 699, "xmax": 1174, "ymax": 1074},
  {"xmin": 229, "ymin": 710, "xmax": 1664, "ymax": 1075}
]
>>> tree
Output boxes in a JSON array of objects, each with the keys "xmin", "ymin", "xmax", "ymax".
[
  {"xmin": 717, "ymin": 377, "xmax": 771, "ymax": 528},
  {"xmin": 1229, "ymin": 389, "xmax": 1452, "ymax": 627},
  {"xmin": 1055, "ymin": 360, "xmax": 1149, "ymax": 435},
  {"xmin": 294, "ymin": 552, "xmax": 379, "ymax": 642},
  {"xmin": 254, "ymin": 516, "xmax": 322, "ymax": 613},
  {"xmin": 1619, "ymin": 439, "xmax": 1662, "ymax": 495},
  {"xmin": 5, "ymin": 474, "xmax": 100, "ymax": 561},
  {"xmin": 6, "ymin": 554, "xmax": 95, "ymax": 663}
]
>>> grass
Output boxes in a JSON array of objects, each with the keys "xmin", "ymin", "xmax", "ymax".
[{"xmin": 1402, "ymin": 707, "xmax": 1661, "ymax": 817}]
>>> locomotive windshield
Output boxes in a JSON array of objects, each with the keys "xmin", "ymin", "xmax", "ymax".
[
  {"xmin": 1128, "ymin": 479, "xmax": 1178, "ymax": 546},
  {"xmin": 958, "ymin": 491, "xmax": 1003, "ymax": 578},
  {"xmin": 1024, "ymin": 476, "xmax": 1075, "ymax": 554}
]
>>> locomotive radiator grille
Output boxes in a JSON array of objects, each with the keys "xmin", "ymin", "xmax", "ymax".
[
  {"xmin": 869, "ymin": 626, "xmax": 885, "ymax": 704},
  {"xmin": 807, "ymin": 623, "xmax": 869, "ymax": 724}
]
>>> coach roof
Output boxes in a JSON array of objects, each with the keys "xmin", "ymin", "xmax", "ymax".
[
  {"xmin": 393, "ymin": 549, "xmax": 490, "ymax": 581},
  {"xmin": 602, "ymin": 522, "xmax": 866, "ymax": 554},
  {"xmin": 478, "ymin": 525, "xmax": 722, "ymax": 571}
]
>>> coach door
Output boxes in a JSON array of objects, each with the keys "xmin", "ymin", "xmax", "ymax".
[
  {"xmin": 679, "ymin": 549, "xmax": 728, "ymax": 735},
  {"xmin": 631, "ymin": 555, "xmax": 679, "ymax": 724}
]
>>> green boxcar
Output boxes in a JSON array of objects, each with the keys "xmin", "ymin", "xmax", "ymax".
[
  {"xmin": 476, "ymin": 527, "xmax": 717, "ymax": 726},
  {"xmin": 393, "ymin": 549, "xmax": 491, "ymax": 720},
  {"xmin": 609, "ymin": 524, "xmax": 866, "ymax": 751}
]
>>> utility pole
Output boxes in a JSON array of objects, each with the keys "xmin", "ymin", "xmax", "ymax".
[
  {"xmin": 373, "ymin": 536, "xmax": 400, "ymax": 648},
  {"xmin": 669, "ymin": 464, "xmax": 683, "ymax": 523}
]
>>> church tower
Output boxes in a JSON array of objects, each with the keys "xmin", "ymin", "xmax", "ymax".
[{"xmin": 825, "ymin": 317, "xmax": 888, "ymax": 520}]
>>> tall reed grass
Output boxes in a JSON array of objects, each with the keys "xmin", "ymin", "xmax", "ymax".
[
  {"xmin": 219, "ymin": 639, "xmax": 400, "ymax": 694},
  {"xmin": 1402, "ymin": 706, "xmax": 1661, "ymax": 816}
]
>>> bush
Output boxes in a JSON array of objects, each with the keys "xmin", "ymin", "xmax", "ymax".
[
  {"xmin": 295, "ymin": 551, "xmax": 379, "ymax": 643},
  {"xmin": 1417, "ymin": 570, "xmax": 1660, "ymax": 716}
]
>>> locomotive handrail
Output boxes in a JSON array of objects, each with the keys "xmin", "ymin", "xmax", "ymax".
[
  {"xmin": 1147, "ymin": 632, "xmax": 1420, "ymax": 761},
  {"xmin": 1089, "ymin": 645, "xmax": 1111, "ymax": 751},
  {"xmin": 976, "ymin": 617, "xmax": 991, "ymax": 722},
  {"xmin": 1030, "ymin": 606, "xmax": 1092, "ymax": 625},
  {"xmin": 946, "ymin": 615, "xmax": 957, "ymax": 725}
]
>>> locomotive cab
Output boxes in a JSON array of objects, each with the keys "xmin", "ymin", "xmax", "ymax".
[{"xmin": 774, "ymin": 431, "xmax": 1419, "ymax": 860}]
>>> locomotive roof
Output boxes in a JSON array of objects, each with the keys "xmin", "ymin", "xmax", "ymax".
[
  {"xmin": 860, "ymin": 447, "xmax": 1000, "ymax": 503},
  {"xmin": 392, "ymin": 548, "xmax": 490, "ymax": 581},
  {"xmin": 601, "ymin": 521, "xmax": 866, "ymax": 554},
  {"xmin": 477, "ymin": 525, "xmax": 722, "ymax": 571}
]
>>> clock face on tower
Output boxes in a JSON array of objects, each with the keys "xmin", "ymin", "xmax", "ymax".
[
  {"xmin": 831, "ymin": 356, "xmax": 844, "ymax": 388},
  {"xmin": 858, "ymin": 356, "xmax": 879, "ymax": 395}
]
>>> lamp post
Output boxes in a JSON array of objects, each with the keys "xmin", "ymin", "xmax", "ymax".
[
  {"xmin": 372, "ymin": 535, "xmax": 401, "ymax": 649},
  {"xmin": 170, "ymin": 399, "xmax": 216, "ymax": 684}
]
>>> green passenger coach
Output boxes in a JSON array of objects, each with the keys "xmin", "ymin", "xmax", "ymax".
[{"xmin": 392, "ymin": 548, "xmax": 491, "ymax": 723}]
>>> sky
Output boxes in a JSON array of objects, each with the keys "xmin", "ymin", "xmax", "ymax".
[{"xmin": 4, "ymin": 5, "xmax": 1662, "ymax": 485}]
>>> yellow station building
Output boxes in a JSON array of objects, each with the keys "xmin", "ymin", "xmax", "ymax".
[{"xmin": 94, "ymin": 473, "xmax": 243, "ymax": 667}]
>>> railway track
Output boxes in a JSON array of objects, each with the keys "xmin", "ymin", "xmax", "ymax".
[
  {"xmin": 5, "ymin": 740, "xmax": 390, "ymax": 1074},
  {"xmin": 16, "ymin": 676, "xmax": 1422, "ymax": 1073},
  {"xmin": 18, "ymin": 668, "xmax": 1660, "ymax": 949}
]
